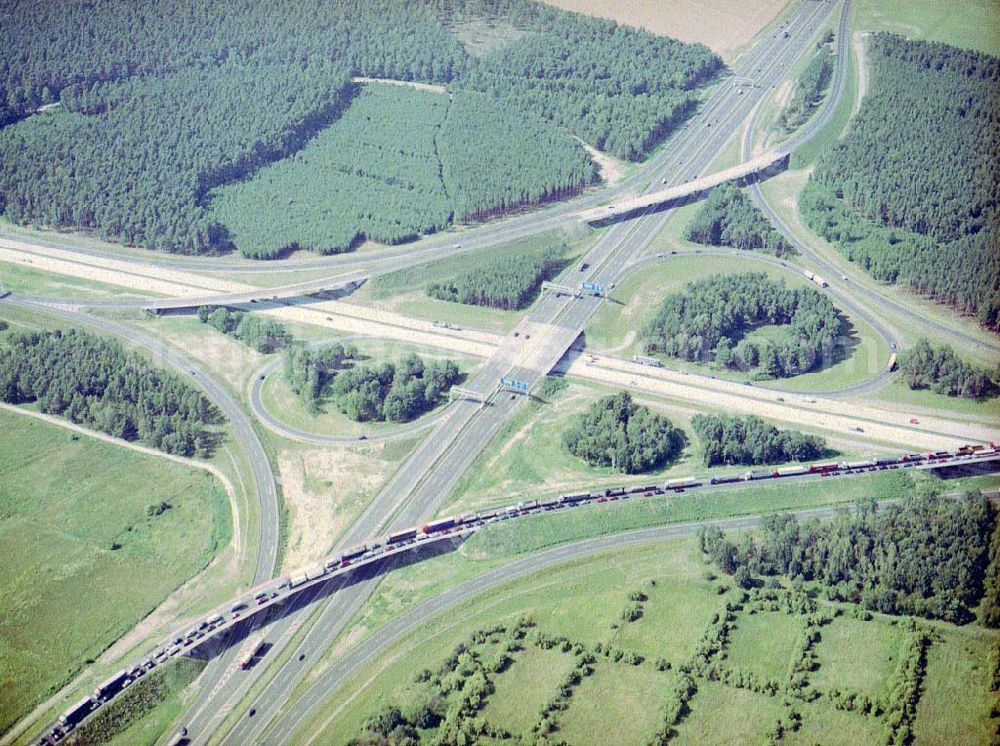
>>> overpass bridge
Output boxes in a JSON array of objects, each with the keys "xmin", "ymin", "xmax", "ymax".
[
  {"xmin": 577, "ymin": 150, "xmax": 790, "ymax": 224},
  {"xmin": 140, "ymin": 275, "xmax": 367, "ymax": 314},
  {"xmin": 32, "ymin": 445, "xmax": 997, "ymax": 745}
]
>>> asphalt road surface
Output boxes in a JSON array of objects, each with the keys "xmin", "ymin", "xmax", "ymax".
[
  {"xmin": 268, "ymin": 501, "xmax": 886, "ymax": 744},
  {"xmin": 201, "ymin": 3, "xmax": 849, "ymax": 742}
]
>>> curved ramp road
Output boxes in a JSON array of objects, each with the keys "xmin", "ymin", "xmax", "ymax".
[
  {"xmin": 740, "ymin": 6, "xmax": 1000, "ymax": 357},
  {"xmin": 248, "ymin": 339, "xmax": 465, "ymax": 445},
  {"xmin": 0, "ymin": 297, "xmax": 282, "ymax": 746},
  {"xmin": 202, "ymin": 3, "xmax": 850, "ymax": 742},
  {"xmin": 1, "ymin": 298, "xmax": 280, "ymax": 584},
  {"xmin": 269, "ymin": 502, "xmax": 896, "ymax": 745}
]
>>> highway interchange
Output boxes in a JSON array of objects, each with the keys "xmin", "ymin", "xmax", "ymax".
[{"xmin": 5, "ymin": 0, "xmax": 1000, "ymax": 743}]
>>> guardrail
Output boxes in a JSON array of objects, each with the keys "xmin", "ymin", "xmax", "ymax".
[{"xmin": 34, "ymin": 445, "xmax": 997, "ymax": 744}]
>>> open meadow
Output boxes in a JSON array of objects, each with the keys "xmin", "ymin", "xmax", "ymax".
[
  {"xmin": 295, "ymin": 537, "xmax": 1000, "ymax": 744},
  {"xmin": 0, "ymin": 410, "xmax": 229, "ymax": 734}
]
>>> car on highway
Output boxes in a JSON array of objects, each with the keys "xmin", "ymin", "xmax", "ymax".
[{"xmin": 909, "ymin": 418, "xmax": 920, "ymax": 425}]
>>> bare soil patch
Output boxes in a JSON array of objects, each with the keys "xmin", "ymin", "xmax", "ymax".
[
  {"xmin": 279, "ymin": 444, "xmax": 399, "ymax": 571},
  {"xmin": 540, "ymin": 0, "xmax": 790, "ymax": 60}
]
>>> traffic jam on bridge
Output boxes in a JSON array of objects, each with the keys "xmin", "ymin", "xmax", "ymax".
[{"xmin": 37, "ymin": 444, "xmax": 999, "ymax": 745}]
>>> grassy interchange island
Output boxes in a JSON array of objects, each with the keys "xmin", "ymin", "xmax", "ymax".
[{"xmin": 1, "ymin": 0, "xmax": 998, "ymax": 744}]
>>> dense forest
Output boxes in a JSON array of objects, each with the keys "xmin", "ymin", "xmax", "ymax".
[
  {"xmin": 198, "ymin": 307, "xmax": 293, "ymax": 353},
  {"xmin": 0, "ymin": 0, "xmax": 719, "ymax": 256},
  {"xmin": 686, "ymin": 184, "xmax": 793, "ymax": 256},
  {"xmin": 777, "ymin": 35, "xmax": 832, "ymax": 132},
  {"xmin": 691, "ymin": 414, "xmax": 827, "ymax": 467},
  {"xmin": 698, "ymin": 492, "xmax": 996, "ymax": 624},
  {"xmin": 897, "ymin": 339, "xmax": 996, "ymax": 399},
  {"xmin": 427, "ymin": 244, "xmax": 566, "ymax": 309},
  {"xmin": 642, "ymin": 273, "xmax": 841, "ymax": 378},
  {"xmin": 0, "ymin": 329, "xmax": 217, "ymax": 456},
  {"xmin": 562, "ymin": 392, "xmax": 684, "ymax": 474},
  {"xmin": 284, "ymin": 347, "xmax": 461, "ymax": 422},
  {"xmin": 801, "ymin": 34, "xmax": 1000, "ymax": 327},
  {"xmin": 211, "ymin": 87, "xmax": 594, "ymax": 257}
]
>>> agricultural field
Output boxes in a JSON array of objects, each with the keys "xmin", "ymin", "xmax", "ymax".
[
  {"xmin": 856, "ymin": 0, "xmax": 1000, "ymax": 55},
  {"xmin": 0, "ymin": 409, "xmax": 229, "ymax": 734},
  {"xmin": 295, "ymin": 537, "xmax": 1000, "ymax": 744},
  {"xmin": 540, "ymin": 0, "xmax": 790, "ymax": 61}
]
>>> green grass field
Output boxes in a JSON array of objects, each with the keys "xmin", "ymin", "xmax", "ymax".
[
  {"xmin": 294, "ymin": 537, "xmax": 1000, "ymax": 745},
  {"xmin": 445, "ymin": 380, "xmax": 881, "ymax": 516},
  {"xmin": 583, "ymin": 254, "xmax": 886, "ymax": 393},
  {"xmin": 810, "ymin": 617, "xmax": 910, "ymax": 699},
  {"xmin": 855, "ymin": 0, "xmax": 1000, "ymax": 56},
  {"xmin": 912, "ymin": 626, "xmax": 999, "ymax": 745},
  {"xmin": 725, "ymin": 610, "xmax": 804, "ymax": 681},
  {"xmin": 0, "ymin": 410, "xmax": 229, "ymax": 735},
  {"xmin": 672, "ymin": 681, "xmax": 788, "ymax": 745},
  {"xmin": 557, "ymin": 661, "xmax": 680, "ymax": 744},
  {"xmin": 351, "ymin": 227, "xmax": 592, "ymax": 334},
  {"xmin": 258, "ymin": 340, "xmax": 479, "ymax": 439}
]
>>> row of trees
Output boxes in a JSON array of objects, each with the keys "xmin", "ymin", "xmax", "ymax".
[
  {"xmin": 0, "ymin": 0, "xmax": 719, "ymax": 255},
  {"xmin": 802, "ymin": 34, "xmax": 1000, "ymax": 327},
  {"xmin": 642, "ymin": 273, "xmax": 842, "ymax": 378},
  {"xmin": 698, "ymin": 493, "xmax": 996, "ymax": 624},
  {"xmin": 686, "ymin": 184, "xmax": 793, "ymax": 256},
  {"xmin": 0, "ymin": 329, "xmax": 218, "ymax": 456},
  {"xmin": 898, "ymin": 339, "xmax": 996, "ymax": 399},
  {"xmin": 777, "ymin": 37, "xmax": 832, "ymax": 132},
  {"xmin": 197, "ymin": 307, "xmax": 292, "ymax": 353},
  {"xmin": 690, "ymin": 414, "xmax": 827, "ymax": 467},
  {"xmin": 562, "ymin": 391, "xmax": 684, "ymax": 474},
  {"xmin": 427, "ymin": 243, "xmax": 566, "ymax": 309}
]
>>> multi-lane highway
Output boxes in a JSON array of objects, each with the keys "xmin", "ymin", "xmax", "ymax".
[
  {"xmin": 188, "ymin": 3, "xmax": 856, "ymax": 742},
  {"xmin": 12, "ymin": 1, "xmax": 998, "ymax": 744}
]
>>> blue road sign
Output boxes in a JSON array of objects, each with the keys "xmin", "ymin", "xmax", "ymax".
[
  {"xmin": 581, "ymin": 282, "xmax": 605, "ymax": 294},
  {"xmin": 499, "ymin": 377, "xmax": 529, "ymax": 392}
]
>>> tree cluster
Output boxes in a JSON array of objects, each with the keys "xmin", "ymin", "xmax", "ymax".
[
  {"xmin": 802, "ymin": 34, "xmax": 1000, "ymax": 327},
  {"xmin": 328, "ymin": 353, "xmax": 461, "ymax": 423},
  {"xmin": 698, "ymin": 492, "xmax": 996, "ymax": 624},
  {"xmin": 427, "ymin": 243, "xmax": 566, "ymax": 309},
  {"xmin": 562, "ymin": 391, "xmax": 684, "ymax": 474},
  {"xmin": 777, "ymin": 38, "xmax": 832, "ymax": 131},
  {"xmin": 980, "ymin": 519, "xmax": 1000, "ymax": 628},
  {"xmin": 642, "ymin": 273, "xmax": 841, "ymax": 378},
  {"xmin": 282, "ymin": 343, "xmax": 358, "ymax": 410},
  {"xmin": 690, "ymin": 413, "xmax": 827, "ymax": 467},
  {"xmin": 686, "ymin": 184, "xmax": 793, "ymax": 256},
  {"xmin": 0, "ymin": 0, "xmax": 718, "ymax": 255},
  {"xmin": 0, "ymin": 329, "xmax": 218, "ymax": 456},
  {"xmin": 197, "ymin": 307, "xmax": 292, "ymax": 354},
  {"xmin": 897, "ymin": 339, "xmax": 996, "ymax": 399}
]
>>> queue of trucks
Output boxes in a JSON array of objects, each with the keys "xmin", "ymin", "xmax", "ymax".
[{"xmin": 36, "ymin": 442, "xmax": 997, "ymax": 745}]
